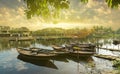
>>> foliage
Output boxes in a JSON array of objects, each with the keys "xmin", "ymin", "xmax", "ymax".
[
  {"xmin": 106, "ymin": 0, "xmax": 120, "ymax": 8},
  {"xmin": 81, "ymin": 0, "xmax": 88, "ymax": 3},
  {"xmin": 91, "ymin": 26, "xmax": 114, "ymax": 38},
  {"xmin": 10, "ymin": 27, "xmax": 29, "ymax": 33},
  {"xmin": 0, "ymin": 26, "xmax": 10, "ymax": 31},
  {"xmin": 32, "ymin": 27, "xmax": 92, "ymax": 38},
  {"xmin": 32, "ymin": 28, "xmax": 64, "ymax": 36},
  {"xmin": 116, "ymin": 28, "xmax": 120, "ymax": 34},
  {"xmin": 30, "ymin": 25, "xmax": 120, "ymax": 40},
  {"xmin": 73, "ymin": 47, "xmax": 81, "ymax": 50},
  {"xmin": 24, "ymin": 0, "xmax": 120, "ymax": 19},
  {"xmin": 24, "ymin": 0, "xmax": 69, "ymax": 19},
  {"xmin": 113, "ymin": 60, "xmax": 120, "ymax": 69}
]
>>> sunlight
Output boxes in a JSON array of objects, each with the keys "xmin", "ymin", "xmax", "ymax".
[
  {"xmin": 44, "ymin": 23, "xmax": 74, "ymax": 29},
  {"xmin": 0, "ymin": 0, "xmax": 120, "ymax": 74},
  {"xmin": 42, "ymin": 22, "xmax": 99, "ymax": 29},
  {"xmin": 29, "ymin": 22, "xmax": 88, "ymax": 30}
]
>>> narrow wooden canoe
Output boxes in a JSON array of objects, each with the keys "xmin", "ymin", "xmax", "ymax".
[
  {"xmin": 52, "ymin": 45, "xmax": 68, "ymax": 52},
  {"xmin": 70, "ymin": 51, "xmax": 95, "ymax": 56},
  {"xmin": 70, "ymin": 43, "xmax": 96, "ymax": 49},
  {"xmin": 16, "ymin": 48, "xmax": 57, "ymax": 58},
  {"xmin": 52, "ymin": 44, "xmax": 96, "ymax": 52},
  {"xmin": 52, "ymin": 46, "xmax": 95, "ymax": 56}
]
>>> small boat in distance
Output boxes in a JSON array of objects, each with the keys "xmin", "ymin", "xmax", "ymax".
[
  {"xmin": 52, "ymin": 44, "xmax": 96, "ymax": 56},
  {"xmin": 52, "ymin": 43, "xmax": 96, "ymax": 52},
  {"xmin": 70, "ymin": 43, "xmax": 96, "ymax": 49},
  {"xmin": 52, "ymin": 45, "xmax": 68, "ymax": 52},
  {"xmin": 113, "ymin": 40, "xmax": 120, "ymax": 45},
  {"xmin": 16, "ymin": 43, "xmax": 96, "ymax": 59},
  {"xmin": 69, "ymin": 51, "xmax": 95, "ymax": 56},
  {"xmin": 16, "ymin": 47, "xmax": 57, "ymax": 59}
]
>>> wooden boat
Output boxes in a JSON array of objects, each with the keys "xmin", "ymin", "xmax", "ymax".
[
  {"xmin": 65, "ymin": 43, "xmax": 96, "ymax": 52},
  {"xmin": 52, "ymin": 45, "xmax": 68, "ymax": 52},
  {"xmin": 17, "ymin": 55, "xmax": 58, "ymax": 69},
  {"xmin": 16, "ymin": 47, "xmax": 70, "ymax": 59},
  {"xmin": 52, "ymin": 45, "xmax": 95, "ymax": 56},
  {"xmin": 52, "ymin": 44, "xmax": 96, "ymax": 52},
  {"xmin": 73, "ymin": 47, "xmax": 96, "ymax": 52},
  {"xmin": 70, "ymin": 43, "xmax": 96, "ymax": 49},
  {"xmin": 69, "ymin": 51, "xmax": 95, "ymax": 56},
  {"xmin": 16, "ymin": 47, "xmax": 57, "ymax": 58}
]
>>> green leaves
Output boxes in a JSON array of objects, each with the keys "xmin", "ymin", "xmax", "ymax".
[
  {"xmin": 80, "ymin": 0, "xmax": 88, "ymax": 3},
  {"xmin": 24, "ymin": 0, "xmax": 120, "ymax": 19},
  {"xmin": 113, "ymin": 60, "xmax": 120, "ymax": 68},
  {"xmin": 106, "ymin": 0, "xmax": 120, "ymax": 8},
  {"xmin": 24, "ymin": 0, "xmax": 70, "ymax": 19}
]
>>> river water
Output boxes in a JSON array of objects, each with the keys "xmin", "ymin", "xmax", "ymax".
[{"xmin": 0, "ymin": 38, "xmax": 119, "ymax": 74}]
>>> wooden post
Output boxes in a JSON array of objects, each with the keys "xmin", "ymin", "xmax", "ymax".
[
  {"xmin": 77, "ymin": 62, "xmax": 80, "ymax": 74},
  {"xmin": 113, "ymin": 44, "xmax": 114, "ymax": 49},
  {"xmin": 96, "ymin": 37, "xmax": 99, "ymax": 54},
  {"xmin": 77, "ymin": 49, "xmax": 79, "ymax": 60},
  {"xmin": 118, "ymin": 44, "xmax": 119, "ymax": 50}
]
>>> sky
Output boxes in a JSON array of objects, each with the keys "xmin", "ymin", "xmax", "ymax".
[{"xmin": 0, "ymin": 0, "xmax": 120, "ymax": 30}]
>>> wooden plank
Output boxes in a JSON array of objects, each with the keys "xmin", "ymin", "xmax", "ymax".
[
  {"xmin": 94, "ymin": 54, "xmax": 120, "ymax": 61},
  {"xmin": 98, "ymin": 47, "xmax": 120, "ymax": 52}
]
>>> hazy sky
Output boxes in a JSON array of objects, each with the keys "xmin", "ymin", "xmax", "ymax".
[{"xmin": 0, "ymin": 0, "xmax": 120, "ymax": 30}]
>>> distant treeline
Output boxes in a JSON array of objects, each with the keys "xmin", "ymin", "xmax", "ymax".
[
  {"xmin": 1, "ymin": 26, "xmax": 120, "ymax": 38},
  {"xmin": 32, "ymin": 28, "xmax": 92, "ymax": 38},
  {"xmin": 31, "ymin": 26, "xmax": 120, "ymax": 38}
]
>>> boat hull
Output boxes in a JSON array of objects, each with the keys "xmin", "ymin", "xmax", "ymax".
[{"xmin": 16, "ymin": 48, "xmax": 57, "ymax": 59}]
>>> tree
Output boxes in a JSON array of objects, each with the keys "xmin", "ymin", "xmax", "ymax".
[
  {"xmin": 10, "ymin": 27, "xmax": 29, "ymax": 33},
  {"xmin": 116, "ymin": 28, "xmax": 120, "ymax": 34},
  {"xmin": 24, "ymin": 0, "xmax": 69, "ymax": 19},
  {"xmin": 106, "ymin": 0, "xmax": 120, "ymax": 8},
  {"xmin": 24, "ymin": 0, "xmax": 120, "ymax": 19}
]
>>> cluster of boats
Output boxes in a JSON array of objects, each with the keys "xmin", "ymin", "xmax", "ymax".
[
  {"xmin": 17, "ymin": 53, "xmax": 93, "ymax": 69},
  {"xmin": 16, "ymin": 43, "xmax": 96, "ymax": 59}
]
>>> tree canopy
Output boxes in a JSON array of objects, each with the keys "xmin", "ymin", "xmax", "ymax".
[
  {"xmin": 24, "ymin": 0, "xmax": 120, "ymax": 19},
  {"xmin": 24, "ymin": 0, "xmax": 69, "ymax": 19}
]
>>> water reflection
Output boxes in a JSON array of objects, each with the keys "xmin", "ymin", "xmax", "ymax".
[
  {"xmin": 0, "ymin": 38, "xmax": 119, "ymax": 74},
  {"xmin": 0, "ymin": 38, "xmax": 97, "ymax": 51},
  {"xmin": 17, "ymin": 55, "xmax": 58, "ymax": 69},
  {"xmin": 17, "ymin": 53, "xmax": 94, "ymax": 72}
]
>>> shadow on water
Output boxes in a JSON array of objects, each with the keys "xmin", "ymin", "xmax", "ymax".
[
  {"xmin": 17, "ymin": 55, "xmax": 58, "ymax": 69},
  {"xmin": 0, "ymin": 38, "xmax": 118, "ymax": 74},
  {"xmin": 17, "ymin": 54, "xmax": 93, "ymax": 70},
  {"xmin": 0, "ymin": 37, "xmax": 96, "ymax": 51}
]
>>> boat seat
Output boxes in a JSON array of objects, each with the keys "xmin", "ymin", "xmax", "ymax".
[{"xmin": 37, "ymin": 49, "xmax": 53, "ymax": 54}]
